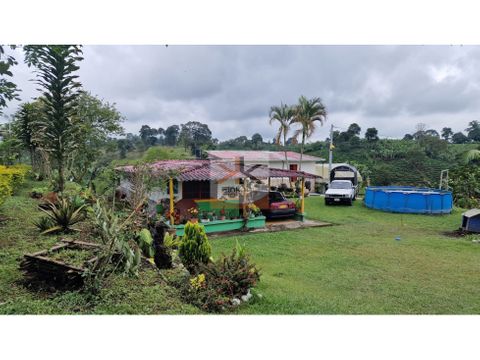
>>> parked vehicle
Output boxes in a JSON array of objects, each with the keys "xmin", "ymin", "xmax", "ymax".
[
  {"xmin": 329, "ymin": 164, "xmax": 359, "ymax": 197},
  {"xmin": 325, "ymin": 180, "xmax": 356, "ymax": 205},
  {"xmin": 251, "ymin": 191, "xmax": 296, "ymax": 218}
]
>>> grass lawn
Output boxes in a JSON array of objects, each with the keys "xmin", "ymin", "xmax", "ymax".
[
  {"xmin": 211, "ymin": 197, "xmax": 480, "ymax": 314},
  {"xmin": 1, "ymin": 181, "xmax": 480, "ymax": 314},
  {"xmin": 0, "ymin": 181, "xmax": 199, "ymax": 315}
]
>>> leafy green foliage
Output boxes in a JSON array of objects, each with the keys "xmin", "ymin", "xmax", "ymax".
[
  {"xmin": 0, "ymin": 164, "xmax": 30, "ymax": 207},
  {"xmin": 0, "ymin": 45, "xmax": 20, "ymax": 115},
  {"xmin": 449, "ymin": 164, "xmax": 480, "ymax": 208},
  {"xmin": 85, "ymin": 200, "xmax": 143, "ymax": 294},
  {"xmin": 178, "ymin": 222, "xmax": 212, "ymax": 271},
  {"xmin": 292, "ymin": 95, "xmax": 327, "ymax": 169},
  {"xmin": 38, "ymin": 196, "xmax": 87, "ymax": 234},
  {"xmin": 178, "ymin": 242, "xmax": 260, "ymax": 312},
  {"xmin": 178, "ymin": 121, "xmax": 213, "ymax": 154},
  {"xmin": 33, "ymin": 216, "xmax": 55, "ymax": 232},
  {"xmin": 67, "ymin": 92, "xmax": 125, "ymax": 184},
  {"xmin": 137, "ymin": 228, "xmax": 155, "ymax": 258},
  {"xmin": 164, "ymin": 232, "xmax": 181, "ymax": 249}
]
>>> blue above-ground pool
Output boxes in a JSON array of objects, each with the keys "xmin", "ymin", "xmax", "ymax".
[{"xmin": 364, "ymin": 186, "xmax": 453, "ymax": 214}]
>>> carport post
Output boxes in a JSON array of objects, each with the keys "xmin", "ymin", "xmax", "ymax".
[
  {"xmin": 300, "ymin": 176, "xmax": 305, "ymax": 214},
  {"xmin": 169, "ymin": 177, "xmax": 175, "ymax": 225}
]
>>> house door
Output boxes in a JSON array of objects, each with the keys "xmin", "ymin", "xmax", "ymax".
[
  {"xmin": 289, "ymin": 164, "xmax": 298, "ymax": 182},
  {"xmin": 182, "ymin": 181, "xmax": 212, "ymax": 199}
]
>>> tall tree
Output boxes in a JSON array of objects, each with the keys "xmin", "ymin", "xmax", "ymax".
[
  {"xmin": 466, "ymin": 120, "xmax": 480, "ymax": 142},
  {"xmin": 178, "ymin": 121, "xmax": 212, "ymax": 153},
  {"xmin": 251, "ymin": 133, "xmax": 263, "ymax": 149},
  {"xmin": 139, "ymin": 125, "xmax": 158, "ymax": 147},
  {"xmin": 11, "ymin": 100, "xmax": 44, "ymax": 170},
  {"xmin": 347, "ymin": 123, "xmax": 361, "ymax": 136},
  {"xmin": 0, "ymin": 46, "xmax": 20, "ymax": 115},
  {"xmin": 24, "ymin": 45, "xmax": 83, "ymax": 192},
  {"xmin": 441, "ymin": 127, "xmax": 453, "ymax": 142},
  {"xmin": 269, "ymin": 103, "xmax": 295, "ymax": 168},
  {"xmin": 292, "ymin": 96, "xmax": 327, "ymax": 170},
  {"xmin": 164, "ymin": 125, "xmax": 179, "ymax": 146},
  {"xmin": 451, "ymin": 132, "xmax": 469, "ymax": 144},
  {"xmin": 364, "ymin": 127, "xmax": 379, "ymax": 142},
  {"xmin": 68, "ymin": 92, "xmax": 124, "ymax": 183}
]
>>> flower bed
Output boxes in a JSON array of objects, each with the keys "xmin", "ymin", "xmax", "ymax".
[{"xmin": 174, "ymin": 215, "xmax": 266, "ymax": 236}]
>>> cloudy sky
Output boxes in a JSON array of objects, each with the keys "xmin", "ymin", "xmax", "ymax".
[{"xmin": 3, "ymin": 45, "xmax": 480, "ymax": 142}]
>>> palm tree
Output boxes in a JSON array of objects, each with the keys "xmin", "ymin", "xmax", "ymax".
[
  {"xmin": 292, "ymin": 96, "xmax": 327, "ymax": 170},
  {"xmin": 269, "ymin": 103, "xmax": 295, "ymax": 169}
]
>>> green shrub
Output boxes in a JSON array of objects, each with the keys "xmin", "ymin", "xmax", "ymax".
[
  {"xmin": 450, "ymin": 164, "xmax": 480, "ymax": 208},
  {"xmin": 178, "ymin": 222, "xmax": 211, "ymax": 271},
  {"xmin": 137, "ymin": 228, "xmax": 155, "ymax": 258},
  {"xmin": 30, "ymin": 186, "xmax": 49, "ymax": 198},
  {"xmin": 179, "ymin": 242, "xmax": 260, "ymax": 312},
  {"xmin": 0, "ymin": 164, "xmax": 30, "ymax": 207},
  {"xmin": 62, "ymin": 181, "xmax": 84, "ymax": 198}
]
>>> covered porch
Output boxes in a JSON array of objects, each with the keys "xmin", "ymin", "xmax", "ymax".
[{"xmin": 162, "ymin": 160, "xmax": 321, "ymax": 235}]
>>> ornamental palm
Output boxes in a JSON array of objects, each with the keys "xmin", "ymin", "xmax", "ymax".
[
  {"xmin": 269, "ymin": 103, "xmax": 295, "ymax": 169},
  {"xmin": 24, "ymin": 45, "xmax": 83, "ymax": 192},
  {"xmin": 292, "ymin": 96, "xmax": 327, "ymax": 170}
]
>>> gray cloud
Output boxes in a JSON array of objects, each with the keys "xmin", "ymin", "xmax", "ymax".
[{"xmin": 3, "ymin": 45, "xmax": 480, "ymax": 141}]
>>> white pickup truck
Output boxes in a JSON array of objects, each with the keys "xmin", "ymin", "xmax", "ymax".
[{"xmin": 324, "ymin": 180, "xmax": 356, "ymax": 206}]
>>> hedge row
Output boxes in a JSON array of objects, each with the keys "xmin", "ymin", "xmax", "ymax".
[{"xmin": 0, "ymin": 165, "xmax": 30, "ymax": 208}]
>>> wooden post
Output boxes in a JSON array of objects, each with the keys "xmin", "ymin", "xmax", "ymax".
[
  {"xmin": 268, "ymin": 177, "xmax": 271, "ymax": 190},
  {"xmin": 169, "ymin": 177, "xmax": 175, "ymax": 225},
  {"xmin": 300, "ymin": 176, "xmax": 305, "ymax": 214}
]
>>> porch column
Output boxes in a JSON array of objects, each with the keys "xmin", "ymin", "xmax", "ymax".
[
  {"xmin": 268, "ymin": 177, "xmax": 271, "ymax": 190},
  {"xmin": 300, "ymin": 176, "xmax": 305, "ymax": 214},
  {"xmin": 169, "ymin": 177, "xmax": 175, "ymax": 225}
]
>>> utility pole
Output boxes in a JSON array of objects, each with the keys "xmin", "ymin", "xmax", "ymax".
[{"xmin": 328, "ymin": 124, "xmax": 334, "ymax": 181}]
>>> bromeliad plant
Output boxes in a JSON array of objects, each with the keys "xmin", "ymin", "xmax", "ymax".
[{"xmin": 37, "ymin": 195, "xmax": 87, "ymax": 234}]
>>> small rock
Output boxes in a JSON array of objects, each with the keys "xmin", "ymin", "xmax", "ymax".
[
  {"xmin": 231, "ymin": 298, "xmax": 241, "ymax": 306},
  {"xmin": 241, "ymin": 289, "xmax": 253, "ymax": 302}
]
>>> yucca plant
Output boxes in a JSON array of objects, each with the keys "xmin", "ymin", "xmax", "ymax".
[
  {"xmin": 39, "ymin": 196, "xmax": 87, "ymax": 234},
  {"xmin": 33, "ymin": 216, "xmax": 55, "ymax": 232}
]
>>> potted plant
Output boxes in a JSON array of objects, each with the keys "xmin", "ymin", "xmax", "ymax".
[
  {"xmin": 187, "ymin": 207, "xmax": 199, "ymax": 223},
  {"xmin": 200, "ymin": 211, "xmax": 210, "ymax": 223},
  {"xmin": 219, "ymin": 207, "xmax": 226, "ymax": 221},
  {"xmin": 248, "ymin": 203, "xmax": 261, "ymax": 218}
]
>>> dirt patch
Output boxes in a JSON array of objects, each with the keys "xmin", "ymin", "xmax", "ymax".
[{"xmin": 443, "ymin": 228, "xmax": 477, "ymax": 238}]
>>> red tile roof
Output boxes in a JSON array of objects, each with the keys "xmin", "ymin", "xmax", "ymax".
[
  {"xmin": 207, "ymin": 150, "xmax": 324, "ymax": 162},
  {"xmin": 117, "ymin": 160, "xmax": 321, "ymax": 181}
]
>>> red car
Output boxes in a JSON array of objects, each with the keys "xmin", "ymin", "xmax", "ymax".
[{"xmin": 252, "ymin": 191, "xmax": 296, "ymax": 218}]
